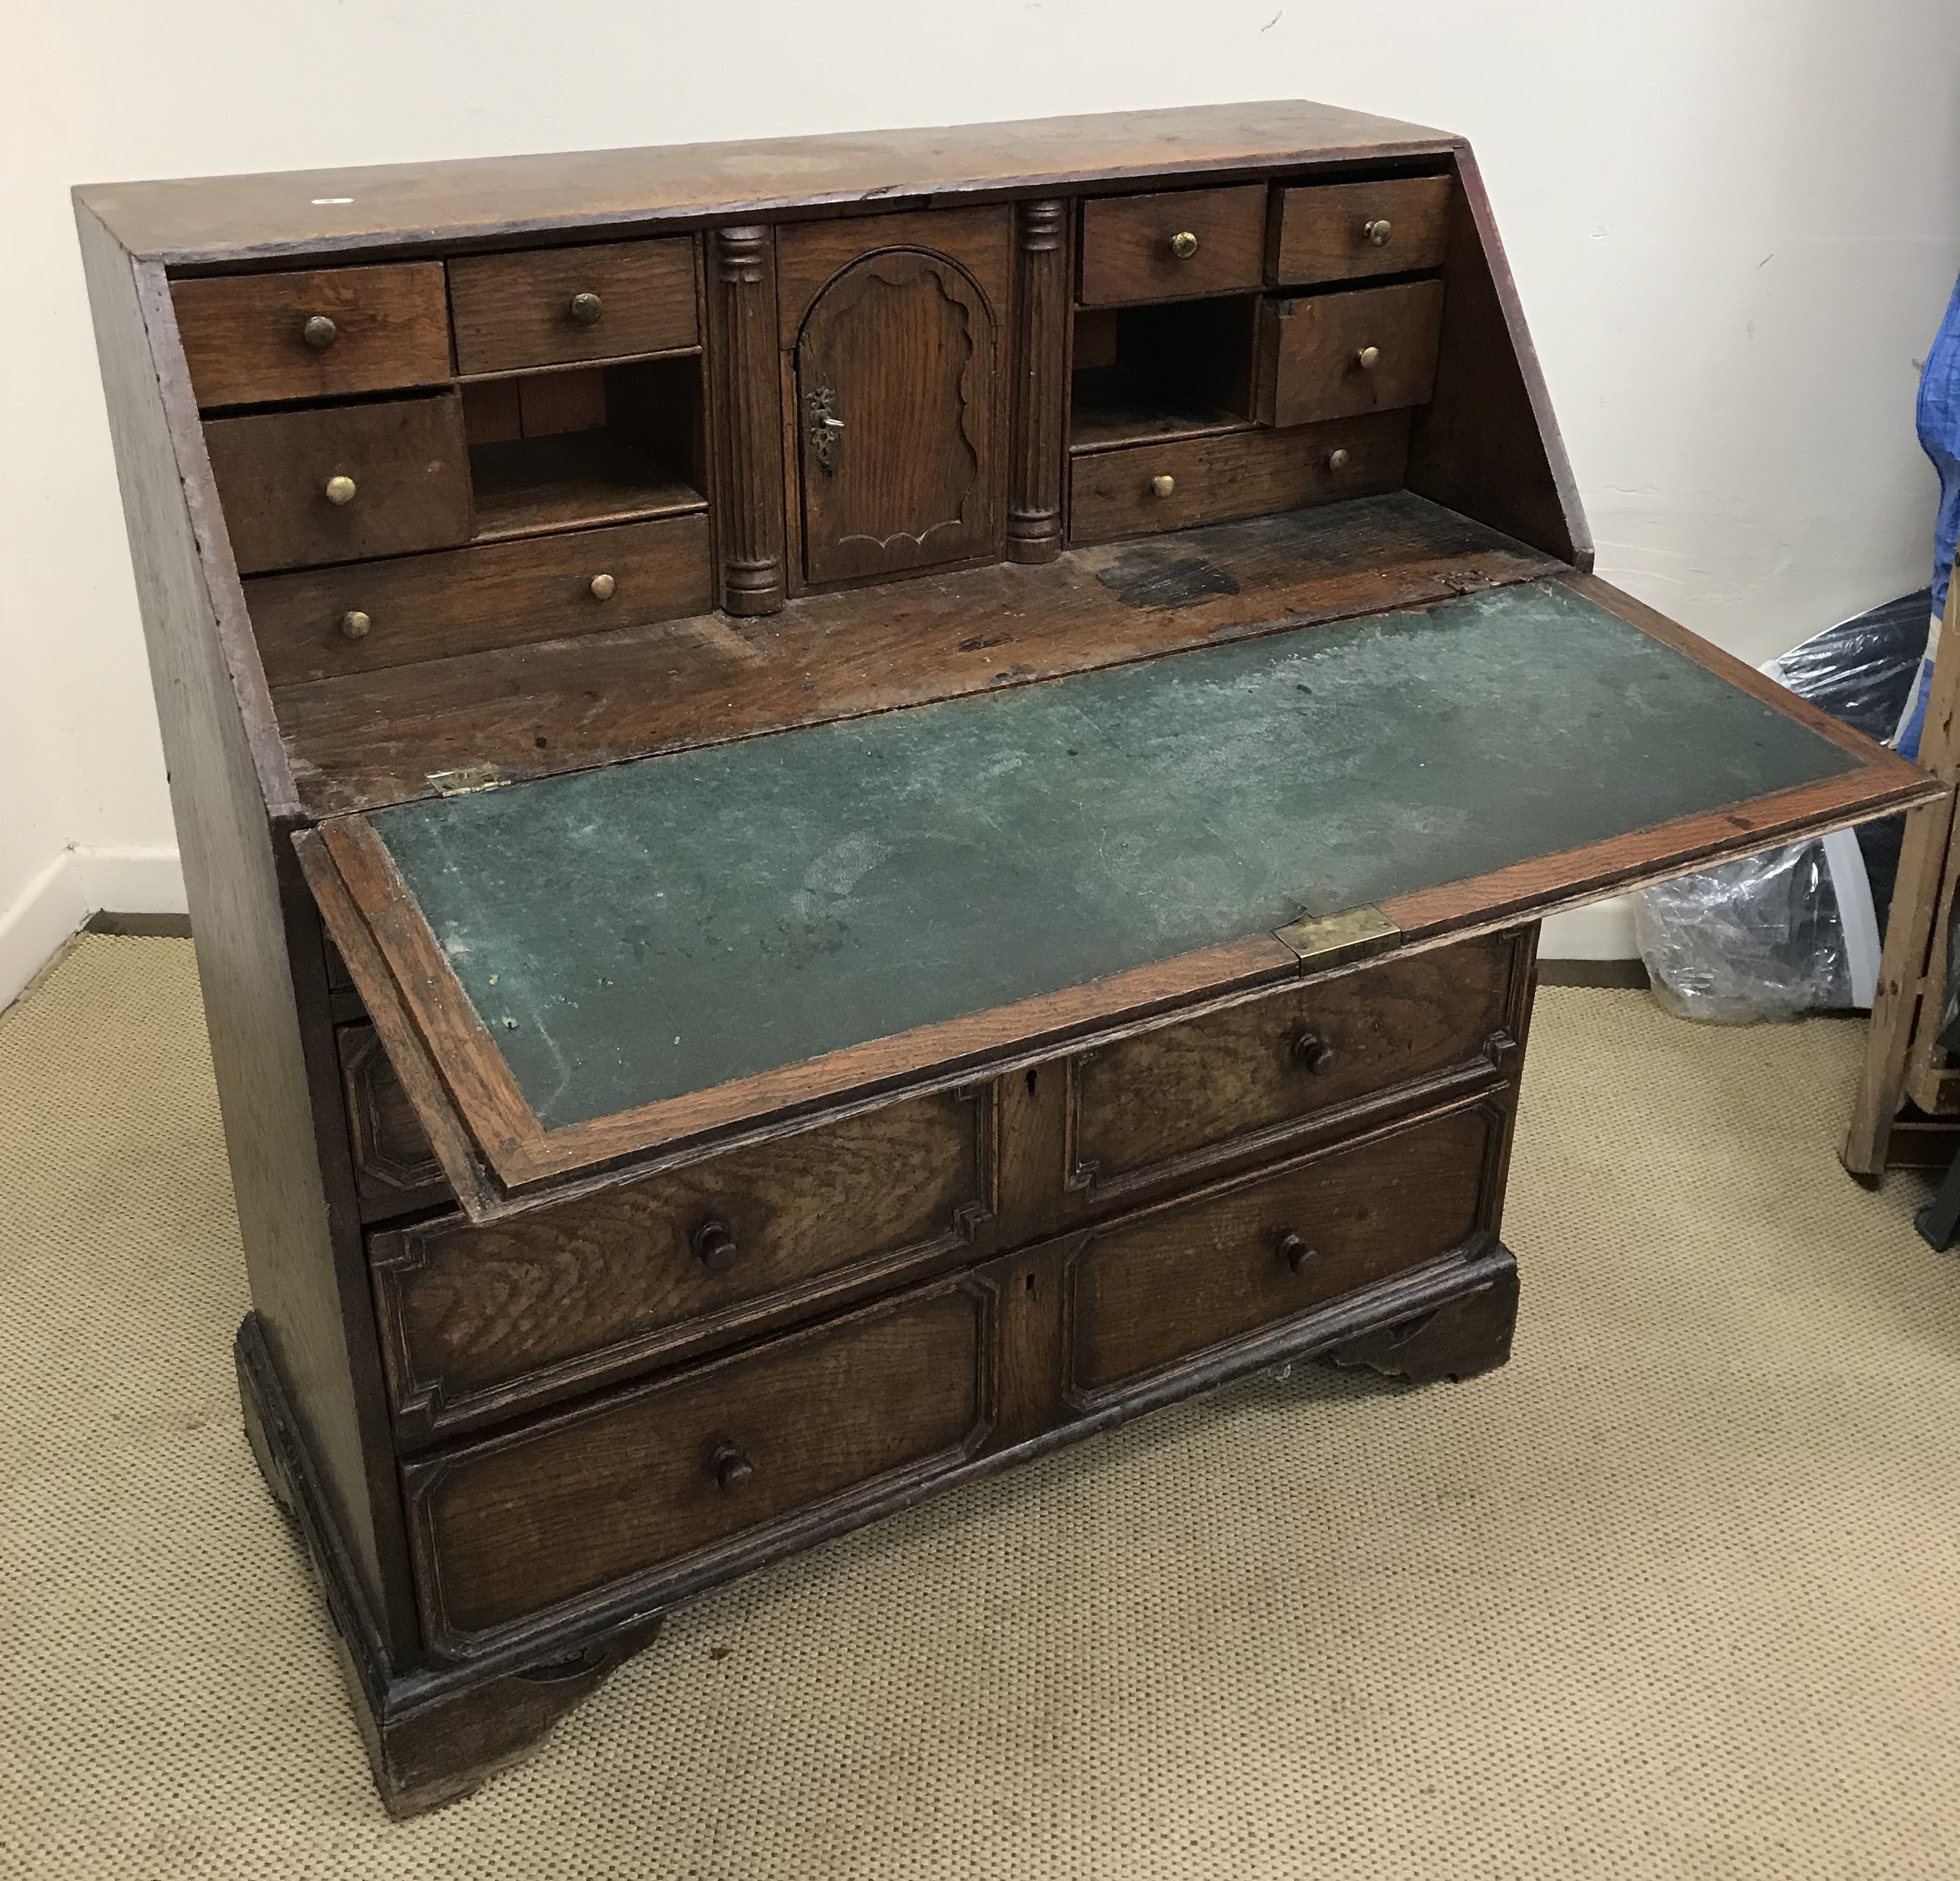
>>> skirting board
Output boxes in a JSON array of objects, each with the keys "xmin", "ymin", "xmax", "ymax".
[{"xmin": 0, "ymin": 845, "xmax": 188, "ymax": 1014}]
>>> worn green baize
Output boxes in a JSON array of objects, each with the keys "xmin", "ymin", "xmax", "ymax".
[{"xmin": 370, "ymin": 581, "xmax": 1856, "ymax": 1129}]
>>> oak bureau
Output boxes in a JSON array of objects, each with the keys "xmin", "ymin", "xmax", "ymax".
[{"xmin": 75, "ymin": 101, "xmax": 1932, "ymax": 1814}]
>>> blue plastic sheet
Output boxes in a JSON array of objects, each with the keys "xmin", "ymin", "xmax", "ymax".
[{"xmin": 1921, "ymin": 272, "xmax": 1960, "ymax": 620}]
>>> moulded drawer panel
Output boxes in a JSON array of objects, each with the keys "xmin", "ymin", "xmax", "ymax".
[
  {"xmin": 371, "ymin": 1086, "xmax": 996, "ymax": 1441},
  {"xmin": 203, "ymin": 391, "xmax": 474, "ymax": 574},
  {"xmin": 1270, "ymin": 176, "xmax": 1452, "ymax": 286},
  {"xmin": 448, "ymin": 240, "xmax": 699, "ymax": 375},
  {"xmin": 1066, "ymin": 1101, "xmax": 1500, "ymax": 1402},
  {"xmin": 1255, "ymin": 279, "xmax": 1445, "ymax": 428},
  {"xmin": 246, "ymin": 513, "xmax": 712, "ymax": 685},
  {"xmin": 401, "ymin": 1276, "xmax": 994, "ymax": 1650},
  {"xmin": 1069, "ymin": 929, "xmax": 1519, "ymax": 1198},
  {"xmin": 172, "ymin": 263, "xmax": 452, "ymax": 409}
]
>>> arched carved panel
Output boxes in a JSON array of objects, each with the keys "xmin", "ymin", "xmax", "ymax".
[{"xmin": 795, "ymin": 249, "xmax": 1001, "ymax": 586}]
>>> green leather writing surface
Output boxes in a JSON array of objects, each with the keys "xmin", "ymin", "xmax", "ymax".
[{"xmin": 368, "ymin": 581, "xmax": 1858, "ymax": 1129}]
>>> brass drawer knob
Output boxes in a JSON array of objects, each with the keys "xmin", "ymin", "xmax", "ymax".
[
  {"xmin": 1356, "ymin": 345, "xmax": 1381, "ymax": 371},
  {"xmin": 1150, "ymin": 474, "xmax": 1176, "ymax": 498},
  {"xmin": 1277, "ymin": 1232, "xmax": 1321, "ymax": 1276},
  {"xmin": 1290, "ymin": 1029, "xmax": 1338, "ymax": 1075},
  {"xmin": 1363, "ymin": 218, "xmax": 1393, "ymax": 248},
  {"xmin": 589, "ymin": 572, "xmax": 617, "ymax": 601},
  {"xmin": 711, "ymin": 1442, "xmax": 753, "ymax": 1492},
  {"xmin": 323, "ymin": 474, "xmax": 357, "ymax": 506},
  {"xmin": 302, "ymin": 314, "xmax": 338, "ymax": 351},
  {"xmin": 1327, "ymin": 448, "xmax": 1352, "ymax": 472},
  {"xmin": 1169, "ymin": 230, "xmax": 1200, "ymax": 260},
  {"xmin": 338, "ymin": 610, "xmax": 371, "ymax": 641},
  {"xmin": 568, "ymin": 290, "xmax": 604, "ymax": 325},
  {"xmin": 692, "ymin": 1217, "xmax": 738, "ymax": 1274}
]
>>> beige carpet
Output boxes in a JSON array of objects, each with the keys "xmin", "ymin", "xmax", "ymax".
[{"xmin": 3, "ymin": 935, "xmax": 1959, "ymax": 1877}]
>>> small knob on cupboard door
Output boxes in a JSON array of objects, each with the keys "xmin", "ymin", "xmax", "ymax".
[
  {"xmin": 323, "ymin": 474, "xmax": 357, "ymax": 506},
  {"xmin": 338, "ymin": 610, "xmax": 371, "ymax": 641},
  {"xmin": 1327, "ymin": 447, "xmax": 1352, "ymax": 472},
  {"xmin": 1363, "ymin": 218, "xmax": 1393, "ymax": 248},
  {"xmin": 1290, "ymin": 1029, "xmax": 1338, "ymax": 1075},
  {"xmin": 1277, "ymin": 1232, "xmax": 1320, "ymax": 1275},
  {"xmin": 589, "ymin": 572, "xmax": 617, "ymax": 601},
  {"xmin": 1150, "ymin": 474, "xmax": 1176, "ymax": 498},
  {"xmin": 1356, "ymin": 345, "xmax": 1381, "ymax": 372},
  {"xmin": 568, "ymin": 290, "xmax": 603, "ymax": 325},
  {"xmin": 1169, "ymin": 229, "xmax": 1200, "ymax": 259},
  {"xmin": 302, "ymin": 314, "xmax": 338, "ymax": 350},
  {"xmin": 711, "ymin": 1443, "xmax": 753, "ymax": 1492},
  {"xmin": 692, "ymin": 1217, "xmax": 738, "ymax": 1274}
]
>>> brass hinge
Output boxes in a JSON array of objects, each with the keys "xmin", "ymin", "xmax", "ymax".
[{"xmin": 1272, "ymin": 904, "xmax": 1401, "ymax": 971}]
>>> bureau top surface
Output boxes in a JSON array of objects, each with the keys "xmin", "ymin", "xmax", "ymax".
[
  {"xmin": 75, "ymin": 100, "xmax": 1456, "ymax": 266},
  {"xmin": 366, "ymin": 579, "xmax": 1859, "ymax": 1132}
]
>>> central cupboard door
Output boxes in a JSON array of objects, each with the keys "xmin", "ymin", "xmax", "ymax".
[{"xmin": 780, "ymin": 208, "xmax": 1010, "ymax": 589}]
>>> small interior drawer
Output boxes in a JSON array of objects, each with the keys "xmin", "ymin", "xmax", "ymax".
[
  {"xmin": 400, "ymin": 1275, "xmax": 994, "ymax": 1651},
  {"xmin": 172, "ymin": 263, "xmax": 451, "ymax": 410},
  {"xmin": 448, "ymin": 240, "xmax": 699, "ymax": 376},
  {"xmin": 1078, "ymin": 185, "xmax": 1267, "ymax": 307},
  {"xmin": 1067, "ymin": 411, "xmax": 1408, "ymax": 544},
  {"xmin": 247, "ymin": 512, "xmax": 712, "ymax": 685},
  {"xmin": 203, "ymin": 391, "xmax": 474, "ymax": 575},
  {"xmin": 1069, "ymin": 931, "xmax": 1520, "ymax": 1200},
  {"xmin": 1255, "ymin": 278, "xmax": 1445, "ymax": 428},
  {"xmin": 1064, "ymin": 1099, "xmax": 1501, "ymax": 1403},
  {"xmin": 1270, "ymin": 176, "xmax": 1453, "ymax": 286},
  {"xmin": 371, "ymin": 1086, "xmax": 996, "ymax": 1442}
]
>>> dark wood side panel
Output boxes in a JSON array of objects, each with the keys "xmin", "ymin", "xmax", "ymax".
[
  {"xmin": 371, "ymin": 1084, "xmax": 998, "ymax": 1442},
  {"xmin": 1064, "ymin": 1095, "xmax": 1504, "ymax": 1401},
  {"xmin": 1403, "ymin": 148, "xmax": 1591, "ymax": 568},
  {"xmin": 172, "ymin": 262, "xmax": 452, "ymax": 409},
  {"xmin": 703, "ymin": 227, "xmax": 787, "ymax": 614},
  {"xmin": 402, "ymin": 1274, "xmax": 996, "ymax": 1653},
  {"xmin": 1006, "ymin": 200, "xmax": 1071, "ymax": 564},
  {"xmin": 75, "ymin": 207, "xmax": 415, "ymax": 1659}
]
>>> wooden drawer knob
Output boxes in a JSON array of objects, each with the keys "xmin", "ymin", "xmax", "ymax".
[
  {"xmin": 692, "ymin": 1217, "xmax": 738, "ymax": 1273},
  {"xmin": 323, "ymin": 474, "xmax": 357, "ymax": 506},
  {"xmin": 1277, "ymin": 1232, "xmax": 1321, "ymax": 1275},
  {"xmin": 338, "ymin": 609, "xmax": 371, "ymax": 641},
  {"xmin": 568, "ymin": 291, "xmax": 604, "ymax": 325},
  {"xmin": 712, "ymin": 1443, "xmax": 753, "ymax": 1491},
  {"xmin": 1327, "ymin": 448, "xmax": 1352, "ymax": 472},
  {"xmin": 1363, "ymin": 218, "xmax": 1394, "ymax": 248},
  {"xmin": 1290, "ymin": 1029, "xmax": 1338, "ymax": 1075},
  {"xmin": 1169, "ymin": 230, "xmax": 1200, "ymax": 260},
  {"xmin": 302, "ymin": 314, "xmax": 339, "ymax": 351},
  {"xmin": 1356, "ymin": 345, "xmax": 1381, "ymax": 372},
  {"xmin": 589, "ymin": 572, "xmax": 616, "ymax": 601},
  {"xmin": 1150, "ymin": 474, "xmax": 1176, "ymax": 498}
]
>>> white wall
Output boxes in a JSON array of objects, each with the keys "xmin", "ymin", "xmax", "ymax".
[{"xmin": 3, "ymin": 0, "xmax": 1957, "ymax": 1003}]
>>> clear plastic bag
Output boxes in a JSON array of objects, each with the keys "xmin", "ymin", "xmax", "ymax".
[
  {"xmin": 1633, "ymin": 843, "xmax": 1854, "ymax": 1025},
  {"xmin": 1630, "ymin": 590, "xmax": 1931, "ymax": 1023}
]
